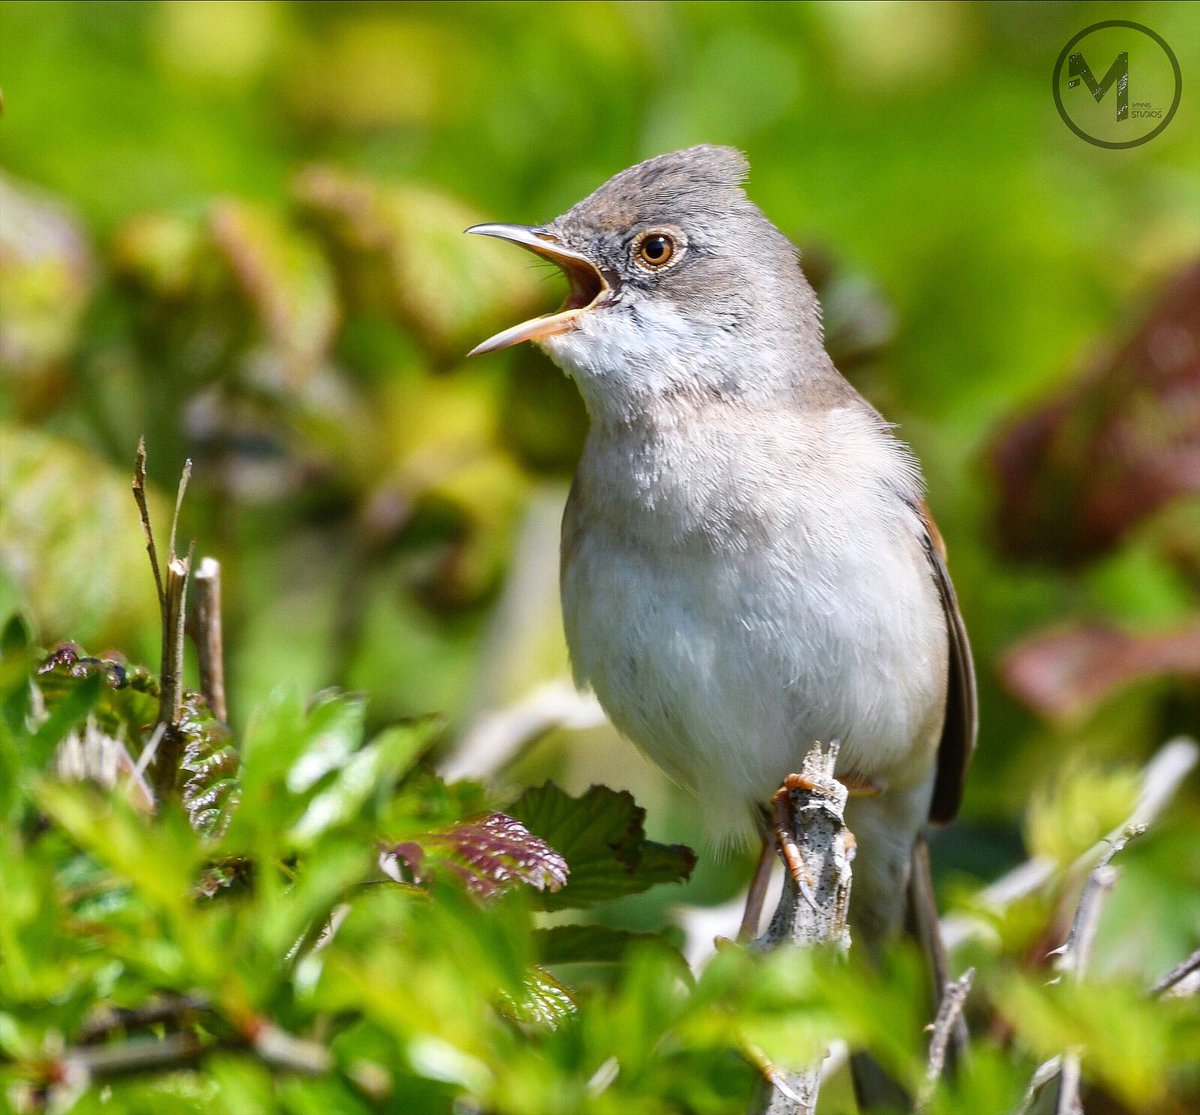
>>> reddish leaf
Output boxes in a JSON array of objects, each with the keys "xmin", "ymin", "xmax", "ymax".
[
  {"xmin": 991, "ymin": 262, "xmax": 1200, "ymax": 565},
  {"xmin": 388, "ymin": 811, "xmax": 568, "ymax": 900},
  {"xmin": 1001, "ymin": 620, "xmax": 1200, "ymax": 721}
]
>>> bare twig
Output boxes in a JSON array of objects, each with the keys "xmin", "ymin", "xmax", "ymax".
[
  {"xmin": 1021, "ymin": 1055, "xmax": 1064, "ymax": 1114},
  {"xmin": 917, "ymin": 967, "xmax": 975, "ymax": 1112},
  {"xmin": 1052, "ymin": 826, "xmax": 1141, "ymax": 984},
  {"xmin": 167, "ymin": 458, "xmax": 192, "ymax": 566},
  {"xmin": 942, "ymin": 737, "xmax": 1197, "ymax": 951},
  {"xmin": 248, "ymin": 1022, "xmax": 334, "ymax": 1075},
  {"xmin": 747, "ymin": 740, "xmax": 852, "ymax": 1115},
  {"xmin": 58, "ymin": 1019, "xmax": 330, "ymax": 1086},
  {"xmin": 66, "ymin": 1032, "xmax": 209, "ymax": 1080},
  {"xmin": 1055, "ymin": 1057, "xmax": 1084, "ymax": 1115},
  {"xmin": 132, "ymin": 438, "xmax": 165, "ymax": 610},
  {"xmin": 1151, "ymin": 946, "xmax": 1200, "ymax": 998},
  {"xmin": 442, "ymin": 678, "xmax": 606, "ymax": 781},
  {"xmin": 133, "ymin": 444, "xmax": 197, "ymax": 803},
  {"xmin": 78, "ymin": 994, "xmax": 209, "ymax": 1044},
  {"xmin": 151, "ymin": 548, "xmax": 193, "ymax": 801},
  {"xmin": 194, "ymin": 557, "xmax": 228, "ymax": 722},
  {"xmin": 1021, "ymin": 825, "xmax": 1143, "ymax": 1115}
]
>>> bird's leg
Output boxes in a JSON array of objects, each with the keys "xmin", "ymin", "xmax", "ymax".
[{"xmin": 738, "ymin": 833, "xmax": 776, "ymax": 942}]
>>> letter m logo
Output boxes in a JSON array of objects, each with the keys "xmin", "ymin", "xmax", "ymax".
[{"xmin": 1067, "ymin": 50, "xmax": 1129, "ymax": 121}]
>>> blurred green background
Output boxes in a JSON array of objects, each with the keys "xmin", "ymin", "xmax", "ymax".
[{"xmin": 2, "ymin": 1, "xmax": 1198, "ymax": 960}]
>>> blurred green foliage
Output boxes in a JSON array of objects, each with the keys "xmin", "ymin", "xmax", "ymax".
[
  {"xmin": 3, "ymin": 637, "xmax": 1197, "ymax": 1113},
  {"xmin": 1, "ymin": 2, "xmax": 1198, "ymax": 1110}
]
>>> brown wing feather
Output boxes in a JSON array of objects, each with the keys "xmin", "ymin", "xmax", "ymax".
[{"xmin": 918, "ymin": 502, "xmax": 978, "ymax": 823}]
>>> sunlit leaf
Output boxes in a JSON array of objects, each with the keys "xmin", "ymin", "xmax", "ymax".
[
  {"xmin": 289, "ymin": 720, "xmax": 435, "ymax": 846},
  {"xmin": 294, "ymin": 167, "xmax": 544, "ymax": 362},
  {"xmin": 0, "ymin": 428, "xmax": 164, "ymax": 654},
  {"xmin": 391, "ymin": 811, "xmax": 568, "ymax": 900}
]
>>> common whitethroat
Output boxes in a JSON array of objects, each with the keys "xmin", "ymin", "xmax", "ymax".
[{"xmin": 466, "ymin": 145, "xmax": 976, "ymax": 956}]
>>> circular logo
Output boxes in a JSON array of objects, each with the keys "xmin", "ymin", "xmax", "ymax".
[{"xmin": 1053, "ymin": 21, "xmax": 1181, "ymax": 149}]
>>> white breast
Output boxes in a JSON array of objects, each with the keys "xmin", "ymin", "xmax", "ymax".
[{"xmin": 561, "ymin": 403, "xmax": 948, "ymax": 844}]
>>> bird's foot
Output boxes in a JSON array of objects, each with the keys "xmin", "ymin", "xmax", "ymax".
[{"xmin": 771, "ymin": 783, "xmax": 819, "ymax": 910}]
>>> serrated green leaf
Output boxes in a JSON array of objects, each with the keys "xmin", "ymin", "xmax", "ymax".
[
  {"xmin": 506, "ymin": 783, "xmax": 696, "ymax": 911},
  {"xmin": 33, "ymin": 781, "xmax": 199, "ymax": 919},
  {"xmin": 177, "ymin": 693, "xmax": 240, "ymax": 836},
  {"xmin": 226, "ymin": 689, "xmax": 364, "ymax": 849},
  {"xmin": 501, "ymin": 966, "xmax": 576, "ymax": 1030}
]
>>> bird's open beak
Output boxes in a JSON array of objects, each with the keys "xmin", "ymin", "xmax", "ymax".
[{"xmin": 466, "ymin": 224, "xmax": 611, "ymax": 357}]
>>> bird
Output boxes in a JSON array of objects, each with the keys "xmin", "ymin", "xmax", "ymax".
[{"xmin": 466, "ymin": 143, "xmax": 976, "ymax": 1011}]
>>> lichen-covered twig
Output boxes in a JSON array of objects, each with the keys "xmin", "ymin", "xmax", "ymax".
[{"xmin": 747, "ymin": 740, "xmax": 852, "ymax": 1115}]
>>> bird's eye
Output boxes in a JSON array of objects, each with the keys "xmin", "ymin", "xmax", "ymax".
[{"xmin": 634, "ymin": 232, "xmax": 676, "ymax": 269}]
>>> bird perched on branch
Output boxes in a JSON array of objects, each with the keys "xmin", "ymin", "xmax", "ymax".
[{"xmin": 467, "ymin": 146, "xmax": 976, "ymax": 1096}]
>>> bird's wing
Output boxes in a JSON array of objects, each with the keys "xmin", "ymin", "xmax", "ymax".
[{"xmin": 918, "ymin": 502, "xmax": 978, "ymax": 823}]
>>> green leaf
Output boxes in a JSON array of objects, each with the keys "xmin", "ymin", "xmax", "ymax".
[
  {"xmin": 226, "ymin": 689, "xmax": 364, "ymax": 848},
  {"xmin": 994, "ymin": 972, "xmax": 1197, "ymax": 1109},
  {"xmin": 0, "ymin": 613, "xmax": 32, "ymax": 654},
  {"xmin": 533, "ymin": 923, "xmax": 679, "ymax": 967},
  {"xmin": 177, "ymin": 692, "xmax": 240, "ymax": 836},
  {"xmin": 506, "ymin": 783, "xmax": 696, "ymax": 911},
  {"xmin": 0, "ymin": 427, "xmax": 164, "ymax": 654},
  {"xmin": 27, "ymin": 672, "xmax": 104, "ymax": 772},
  {"xmin": 34, "ymin": 781, "xmax": 197, "ymax": 908},
  {"xmin": 501, "ymin": 966, "xmax": 576, "ymax": 1030},
  {"xmin": 289, "ymin": 720, "xmax": 435, "ymax": 846}
]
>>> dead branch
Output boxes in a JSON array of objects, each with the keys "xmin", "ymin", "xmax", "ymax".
[
  {"xmin": 1021, "ymin": 825, "xmax": 1143, "ymax": 1115},
  {"xmin": 132, "ymin": 444, "xmax": 196, "ymax": 803},
  {"xmin": 943, "ymin": 737, "xmax": 1197, "ymax": 952},
  {"xmin": 78, "ymin": 994, "xmax": 210, "ymax": 1044},
  {"xmin": 747, "ymin": 740, "xmax": 852, "ymax": 1115},
  {"xmin": 131, "ymin": 439, "xmax": 165, "ymax": 610},
  {"xmin": 917, "ymin": 967, "xmax": 975, "ymax": 1113},
  {"xmin": 443, "ymin": 678, "xmax": 606, "ymax": 781},
  {"xmin": 58, "ymin": 1019, "xmax": 330, "ymax": 1087},
  {"xmin": 1151, "ymin": 946, "xmax": 1200, "ymax": 998},
  {"xmin": 150, "ymin": 547, "xmax": 193, "ymax": 801},
  {"xmin": 194, "ymin": 557, "xmax": 228, "ymax": 723}
]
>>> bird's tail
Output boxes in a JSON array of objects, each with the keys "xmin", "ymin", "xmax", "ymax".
[{"xmin": 850, "ymin": 833, "xmax": 963, "ymax": 1111}]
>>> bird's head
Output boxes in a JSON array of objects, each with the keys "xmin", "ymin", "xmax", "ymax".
[{"xmin": 468, "ymin": 146, "xmax": 822, "ymax": 421}]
